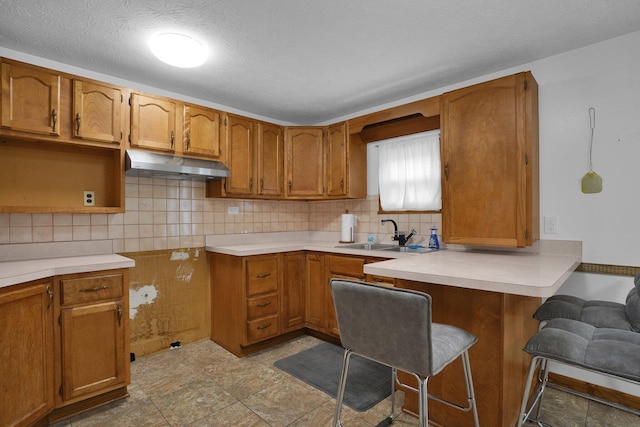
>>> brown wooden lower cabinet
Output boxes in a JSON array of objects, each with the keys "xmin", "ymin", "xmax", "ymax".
[
  {"xmin": 0, "ymin": 269, "xmax": 130, "ymax": 427},
  {"xmin": 395, "ymin": 279, "xmax": 540, "ymax": 427},
  {"xmin": 51, "ymin": 269, "xmax": 130, "ymax": 418},
  {"xmin": 0, "ymin": 280, "xmax": 55, "ymax": 427}
]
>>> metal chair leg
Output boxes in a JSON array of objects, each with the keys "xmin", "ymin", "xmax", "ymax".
[
  {"xmin": 333, "ymin": 348, "xmax": 352, "ymax": 427},
  {"xmin": 518, "ymin": 356, "xmax": 548, "ymax": 427},
  {"xmin": 462, "ymin": 350, "xmax": 481, "ymax": 427},
  {"xmin": 418, "ymin": 376, "xmax": 429, "ymax": 427}
]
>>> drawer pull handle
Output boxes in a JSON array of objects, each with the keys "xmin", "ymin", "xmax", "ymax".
[
  {"xmin": 79, "ymin": 285, "xmax": 109, "ymax": 292},
  {"xmin": 257, "ymin": 323, "xmax": 272, "ymax": 330},
  {"xmin": 256, "ymin": 273, "xmax": 271, "ymax": 279},
  {"xmin": 256, "ymin": 301, "xmax": 271, "ymax": 308}
]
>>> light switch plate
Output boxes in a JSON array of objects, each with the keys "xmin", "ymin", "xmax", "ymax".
[{"xmin": 227, "ymin": 206, "xmax": 239, "ymax": 215}]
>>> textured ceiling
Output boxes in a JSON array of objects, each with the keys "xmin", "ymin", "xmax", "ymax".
[{"xmin": 1, "ymin": 0, "xmax": 640, "ymax": 124}]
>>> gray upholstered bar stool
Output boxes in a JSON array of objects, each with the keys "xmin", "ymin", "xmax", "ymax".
[
  {"xmin": 330, "ymin": 279, "xmax": 480, "ymax": 427},
  {"xmin": 517, "ymin": 318, "xmax": 640, "ymax": 427}
]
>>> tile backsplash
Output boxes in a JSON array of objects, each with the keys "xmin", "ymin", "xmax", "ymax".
[{"xmin": 0, "ymin": 177, "xmax": 441, "ymax": 252}]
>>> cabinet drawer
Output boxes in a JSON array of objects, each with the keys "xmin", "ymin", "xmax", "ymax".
[
  {"xmin": 246, "ymin": 257, "xmax": 278, "ymax": 296},
  {"xmin": 246, "ymin": 314, "xmax": 279, "ymax": 343},
  {"xmin": 247, "ymin": 294, "xmax": 278, "ymax": 320},
  {"xmin": 60, "ymin": 273, "xmax": 123, "ymax": 305},
  {"xmin": 326, "ymin": 255, "xmax": 365, "ymax": 279},
  {"xmin": 366, "ymin": 275, "xmax": 396, "ymax": 287}
]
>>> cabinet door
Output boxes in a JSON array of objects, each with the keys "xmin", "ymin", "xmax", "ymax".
[
  {"xmin": 282, "ymin": 253, "xmax": 306, "ymax": 331},
  {"xmin": 257, "ymin": 122, "xmax": 284, "ymax": 197},
  {"xmin": 130, "ymin": 93, "xmax": 177, "ymax": 151},
  {"xmin": 183, "ymin": 104, "xmax": 222, "ymax": 158},
  {"xmin": 305, "ymin": 253, "xmax": 325, "ymax": 328},
  {"xmin": 325, "ymin": 255, "xmax": 365, "ymax": 337},
  {"xmin": 1, "ymin": 60, "xmax": 61, "ymax": 135},
  {"xmin": 326, "ymin": 122, "xmax": 347, "ymax": 197},
  {"xmin": 285, "ymin": 127, "xmax": 325, "ymax": 198},
  {"xmin": 60, "ymin": 300, "xmax": 126, "ymax": 402},
  {"xmin": 0, "ymin": 281, "xmax": 54, "ymax": 427},
  {"xmin": 72, "ymin": 79, "xmax": 124, "ymax": 145},
  {"xmin": 224, "ymin": 114, "xmax": 255, "ymax": 196},
  {"xmin": 441, "ymin": 72, "xmax": 537, "ymax": 247}
]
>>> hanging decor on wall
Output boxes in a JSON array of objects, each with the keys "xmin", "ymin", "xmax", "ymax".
[{"xmin": 581, "ymin": 107, "xmax": 603, "ymax": 194}]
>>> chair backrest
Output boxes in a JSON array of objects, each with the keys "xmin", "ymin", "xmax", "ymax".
[{"xmin": 330, "ymin": 278, "xmax": 434, "ymax": 377}]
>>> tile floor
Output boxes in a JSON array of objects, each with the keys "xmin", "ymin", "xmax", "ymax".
[{"xmin": 51, "ymin": 335, "xmax": 640, "ymax": 427}]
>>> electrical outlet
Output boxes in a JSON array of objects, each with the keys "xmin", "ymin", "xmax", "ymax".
[
  {"xmin": 83, "ymin": 191, "xmax": 95, "ymax": 207},
  {"xmin": 544, "ymin": 216, "xmax": 557, "ymax": 234}
]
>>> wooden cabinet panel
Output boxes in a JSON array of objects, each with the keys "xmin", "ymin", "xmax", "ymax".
[
  {"xmin": 130, "ymin": 92, "xmax": 178, "ymax": 152},
  {"xmin": 60, "ymin": 300, "xmax": 126, "ymax": 402},
  {"xmin": 0, "ymin": 280, "xmax": 54, "ymax": 427},
  {"xmin": 285, "ymin": 127, "xmax": 325, "ymax": 198},
  {"xmin": 246, "ymin": 255, "xmax": 278, "ymax": 296},
  {"xmin": 60, "ymin": 272, "xmax": 123, "ymax": 305},
  {"xmin": 1, "ymin": 60, "xmax": 61, "ymax": 136},
  {"xmin": 247, "ymin": 294, "xmax": 278, "ymax": 319},
  {"xmin": 224, "ymin": 114, "xmax": 255, "ymax": 196},
  {"xmin": 72, "ymin": 79, "xmax": 124, "ymax": 145},
  {"xmin": 441, "ymin": 72, "xmax": 538, "ymax": 247},
  {"xmin": 257, "ymin": 122, "xmax": 284, "ymax": 197},
  {"xmin": 282, "ymin": 252, "xmax": 306, "ymax": 331},
  {"xmin": 326, "ymin": 122, "xmax": 347, "ymax": 197},
  {"xmin": 305, "ymin": 253, "xmax": 325, "ymax": 328},
  {"xmin": 183, "ymin": 104, "xmax": 222, "ymax": 158},
  {"xmin": 247, "ymin": 314, "xmax": 280, "ymax": 343}
]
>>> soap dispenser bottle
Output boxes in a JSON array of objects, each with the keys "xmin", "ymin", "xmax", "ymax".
[{"xmin": 428, "ymin": 226, "xmax": 439, "ymax": 250}]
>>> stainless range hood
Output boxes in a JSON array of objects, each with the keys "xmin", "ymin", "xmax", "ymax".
[{"xmin": 125, "ymin": 149, "xmax": 229, "ymax": 181}]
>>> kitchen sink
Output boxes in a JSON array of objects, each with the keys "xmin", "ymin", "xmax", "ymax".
[
  {"xmin": 336, "ymin": 243, "xmax": 436, "ymax": 254},
  {"xmin": 380, "ymin": 246, "xmax": 436, "ymax": 254},
  {"xmin": 337, "ymin": 243, "xmax": 397, "ymax": 250}
]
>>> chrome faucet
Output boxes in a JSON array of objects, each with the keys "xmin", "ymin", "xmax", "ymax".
[{"xmin": 381, "ymin": 219, "xmax": 417, "ymax": 246}]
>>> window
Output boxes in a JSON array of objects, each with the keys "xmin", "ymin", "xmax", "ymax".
[{"xmin": 370, "ymin": 130, "xmax": 441, "ymax": 212}]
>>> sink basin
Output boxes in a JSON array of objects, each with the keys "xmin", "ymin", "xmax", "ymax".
[
  {"xmin": 336, "ymin": 243, "xmax": 397, "ymax": 250},
  {"xmin": 379, "ymin": 246, "xmax": 436, "ymax": 254},
  {"xmin": 336, "ymin": 243, "xmax": 436, "ymax": 254}
]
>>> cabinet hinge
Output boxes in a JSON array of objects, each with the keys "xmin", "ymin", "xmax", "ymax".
[
  {"xmin": 524, "ymin": 79, "xmax": 528, "ymax": 90},
  {"xmin": 525, "ymin": 154, "xmax": 529, "ymax": 165},
  {"xmin": 525, "ymin": 230, "xmax": 529, "ymax": 240},
  {"xmin": 121, "ymin": 93, "xmax": 124, "ymax": 103},
  {"xmin": 128, "ymin": 96, "xmax": 132, "ymax": 106},
  {"xmin": 120, "ymin": 131, "xmax": 123, "ymax": 141},
  {"xmin": 59, "ymin": 385, "xmax": 63, "ymax": 397},
  {"xmin": 58, "ymin": 313, "xmax": 62, "ymax": 327},
  {"xmin": 224, "ymin": 118, "xmax": 227, "ymax": 126}
]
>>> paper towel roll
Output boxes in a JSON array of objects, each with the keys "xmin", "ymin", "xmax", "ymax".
[{"xmin": 340, "ymin": 214, "xmax": 356, "ymax": 242}]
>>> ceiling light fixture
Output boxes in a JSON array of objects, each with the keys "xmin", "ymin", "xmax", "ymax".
[{"xmin": 150, "ymin": 33, "xmax": 208, "ymax": 68}]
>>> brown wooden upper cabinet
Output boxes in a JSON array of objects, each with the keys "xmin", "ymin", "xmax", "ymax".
[
  {"xmin": 257, "ymin": 121, "xmax": 284, "ymax": 197},
  {"xmin": 72, "ymin": 79, "xmax": 124, "ymax": 145},
  {"xmin": 222, "ymin": 113, "xmax": 255, "ymax": 196},
  {"xmin": 441, "ymin": 71, "xmax": 539, "ymax": 247},
  {"xmin": 183, "ymin": 104, "xmax": 222, "ymax": 159},
  {"xmin": 207, "ymin": 115, "xmax": 284, "ymax": 199},
  {"xmin": 129, "ymin": 92, "xmax": 179, "ymax": 152},
  {"xmin": 1, "ymin": 59, "xmax": 62, "ymax": 136},
  {"xmin": 285, "ymin": 126, "xmax": 325, "ymax": 199},
  {"xmin": 326, "ymin": 122, "xmax": 348, "ymax": 197}
]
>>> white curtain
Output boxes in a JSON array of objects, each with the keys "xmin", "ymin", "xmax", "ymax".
[{"xmin": 378, "ymin": 130, "xmax": 441, "ymax": 211}]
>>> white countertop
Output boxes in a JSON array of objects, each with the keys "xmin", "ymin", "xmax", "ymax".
[
  {"xmin": 206, "ymin": 232, "xmax": 582, "ymax": 298},
  {"xmin": 0, "ymin": 241, "xmax": 135, "ymax": 289}
]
